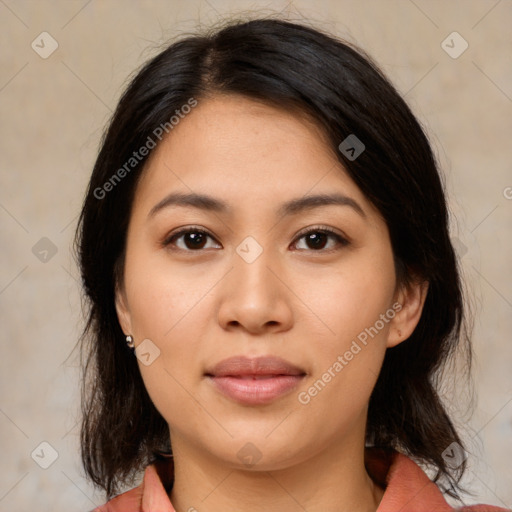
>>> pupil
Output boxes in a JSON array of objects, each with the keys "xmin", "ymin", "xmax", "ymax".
[
  {"xmin": 308, "ymin": 232, "xmax": 327, "ymax": 249},
  {"xmin": 185, "ymin": 232, "xmax": 206, "ymax": 249}
]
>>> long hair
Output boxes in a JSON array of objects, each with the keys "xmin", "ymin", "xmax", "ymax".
[{"xmin": 75, "ymin": 16, "xmax": 472, "ymax": 498}]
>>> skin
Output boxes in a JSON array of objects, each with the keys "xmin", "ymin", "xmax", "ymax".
[{"xmin": 116, "ymin": 94, "xmax": 428, "ymax": 512}]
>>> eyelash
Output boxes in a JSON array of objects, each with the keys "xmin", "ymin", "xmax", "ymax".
[{"xmin": 162, "ymin": 225, "xmax": 350, "ymax": 253}]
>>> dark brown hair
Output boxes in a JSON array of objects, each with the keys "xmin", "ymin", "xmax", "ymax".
[{"xmin": 75, "ymin": 16, "xmax": 472, "ymax": 499}]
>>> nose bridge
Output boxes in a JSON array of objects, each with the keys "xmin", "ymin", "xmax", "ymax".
[
  {"xmin": 216, "ymin": 240, "xmax": 293, "ymax": 333},
  {"xmin": 232, "ymin": 240, "xmax": 279, "ymax": 302}
]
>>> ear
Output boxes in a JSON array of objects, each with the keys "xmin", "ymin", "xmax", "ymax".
[
  {"xmin": 386, "ymin": 277, "xmax": 429, "ymax": 348},
  {"xmin": 115, "ymin": 282, "xmax": 133, "ymax": 336}
]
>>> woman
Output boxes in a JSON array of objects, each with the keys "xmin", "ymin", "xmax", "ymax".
[{"xmin": 75, "ymin": 17, "xmax": 508, "ymax": 512}]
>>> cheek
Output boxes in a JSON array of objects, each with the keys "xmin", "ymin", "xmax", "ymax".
[
  {"xmin": 297, "ymin": 248, "xmax": 396, "ymax": 352},
  {"xmin": 322, "ymin": 274, "xmax": 392, "ymax": 341},
  {"xmin": 122, "ymin": 249, "xmax": 221, "ymax": 422},
  {"xmin": 123, "ymin": 244, "xmax": 217, "ymax": 339},
  {"xmin": 127, "ymin": 287, "xmax": 214, "ymax": 430},
  {"xmin": 292, "ymin": 246, "xmax": 395, "ymax": 410}
]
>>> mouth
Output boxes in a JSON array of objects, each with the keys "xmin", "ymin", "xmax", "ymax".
[{"xmin": 204, "ymin": 355, "xmax": 307, "ymax": 405}]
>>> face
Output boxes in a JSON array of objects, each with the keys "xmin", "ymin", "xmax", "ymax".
[{"xmin": 116, "ymin": 94, "xmax": 426, "ymax": 471}]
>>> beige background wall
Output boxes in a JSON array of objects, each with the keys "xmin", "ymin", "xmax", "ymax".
[{"xmin": 0, "ymin": 1, "xmax": 511, "ymax": 510}]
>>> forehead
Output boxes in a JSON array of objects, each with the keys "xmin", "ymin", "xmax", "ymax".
[{"xmin": 134, "ymin": 95, "xmax": 374, "ymax": 217}]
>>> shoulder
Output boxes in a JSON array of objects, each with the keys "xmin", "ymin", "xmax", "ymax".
[
  {"xmin": 92, "ymin": 486, "xmax": 143, "ymax": 512},
  {"xmin": 93, "ymin": 457, "xmax": 175, "ymax": 512},
  {"xmin": 365, "ymin": 447, "xmax": 510, "ymax": 512},
  {"xmin": 453, "ymin": 507, "xmax": 510, "ymax": 512},
  {"xmin": 93, "ymin": 450, "xmax": 509, "ymax": 512}
]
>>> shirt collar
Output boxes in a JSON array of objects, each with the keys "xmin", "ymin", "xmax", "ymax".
[{"xmin": 136, "ymin": 447, "xmax": 452, "ymax": 512}]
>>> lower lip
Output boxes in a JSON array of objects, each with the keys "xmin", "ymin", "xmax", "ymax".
[{"xmin": 207, "ymin": 375, "xmax": 305, "ymax": 405}]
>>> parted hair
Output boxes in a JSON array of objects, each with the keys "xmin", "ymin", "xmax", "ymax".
[{"xmin": 75, "ymin": 16, "xmax": 472, "ymax": 499}]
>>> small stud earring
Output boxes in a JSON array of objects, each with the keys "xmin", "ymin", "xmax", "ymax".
[{"xmin": 126, "ymin": 335, "xmax": 135, "ymax": 348}]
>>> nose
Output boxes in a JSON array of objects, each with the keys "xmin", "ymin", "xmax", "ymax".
[{"xmin": 216, "ymin": 248, "xmax": 294, "ymax": 335}]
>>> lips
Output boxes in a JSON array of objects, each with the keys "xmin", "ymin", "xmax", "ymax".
[
  {"xmin": 205, "ymin": 355, "xmax": 306, "ymax": 378},
  {"xmin": 205, "ymin": 356, "xmax": 306, "ymax": 405}
]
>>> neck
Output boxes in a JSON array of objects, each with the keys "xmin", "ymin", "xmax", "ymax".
[{"xmin": 169, "ymin": 430, "xmax": 384, "ymax": 512}]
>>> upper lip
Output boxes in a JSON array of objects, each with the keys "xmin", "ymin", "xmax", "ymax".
[{"xmin": 205, "ymin": 356, "xmax": 306, "ymax": 377}]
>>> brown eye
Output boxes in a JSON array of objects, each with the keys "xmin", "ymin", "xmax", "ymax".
[
  {"xmin": 293, "ymin": 228, "xmax": 349, "ymax": 251},
  {"xmin": 182, "ymin": 232, "xmax": 207, "ymax": 249},
  {"xmin": 164, "ymin": 228, "xmax": 221, "ymax": 251},
  {"xmin": 304, "ymin": 232, "xmax": 329, "ymax": 250}
]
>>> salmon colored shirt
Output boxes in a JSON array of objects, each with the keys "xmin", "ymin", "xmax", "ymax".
[{"xmin": 94, "ymin": 448, "xmax": 509, "ymax": 512}]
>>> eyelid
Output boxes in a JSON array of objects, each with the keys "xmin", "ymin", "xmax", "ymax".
[
  {"xmin": 292, "ymin": 224, "xmax": 350, "ymax": 248},
  {"xmin": 162, "ymin": 224, "xmax": 350, "ymax": 251},
  {"xmin": 162, "ymin": 225, "xmax": 221, "ymax": 249}
]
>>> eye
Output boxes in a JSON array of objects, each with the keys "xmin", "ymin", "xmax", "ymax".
[
  {"xmin": 292, "ymin": 227, "xmax": 349, "ymax": 251},
  {"xmin": 163, "ymin": 227, "xmax": 221, "ymax": 251},
  {"xmin": 162, "ymin": 226, "xmax": 349, "ymax": 252}
]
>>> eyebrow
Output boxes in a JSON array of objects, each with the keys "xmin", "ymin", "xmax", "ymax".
[
  {"xmin": 148, "ymin": 192, "xmax": 228, "ymax": 218},
  {"xmin": 277, "ymin": 193, "xmax": 366, "ymax": 219},
  {"xmin": 148, "ymin": 192, "xmax": 366, "ymax": 219}
]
